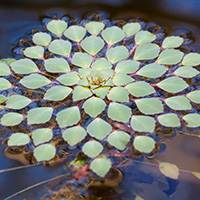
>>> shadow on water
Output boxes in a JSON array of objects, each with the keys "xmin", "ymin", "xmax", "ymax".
[{"xmin": 1, "ymin": 0, "xmax": 200, "ymax": 199}]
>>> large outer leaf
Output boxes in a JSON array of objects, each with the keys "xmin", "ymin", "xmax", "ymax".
[
  {"xmin": 32, "ymin": 32, "xmax": 51, "ymax": 46},
  {"xmin": 8, "ymin": 133, "xmax": 30, "ymax": 146},
  {"xmin": 85, "ymin": 21, "xmax": 105, "ymax": 35},
  {"xmin": 158, "ymin": 113, "xmax": 181, "ymax": 127},
  {"xmin": 1, "ymin": 112, "xmax": 23, "ymax": 126},
  {"xmin": 57, "ymin": 72, "xmax": 80, "ymax": 86},
  {"xmin": 91, "ymin": 58, "xmax": 112, "ymax": 70},
  {"xmin": 47, "ymin": 19, "xmax": 67, "ymax": 36},
  {"xmin": 115, "ymin": 60, "xmax": 140, "ymax": 74},
  {"xmin": 135, "ymin": 31, "xmax": 156, "ymax": 45},
  {"xmin": 183, "ymin": 113, "xmax": 200, "ymax": 128},
  {"xmin": 71, "ymin": 52, "xmax": 93, "ymax": 68},
  {"xmin": 107, "ymin": 87, "xmax": 129, "ymax": 102},
  {"xmin": 122, "ymin": 22, "xmax": 141, "ymax": 37},
  {"xmin": 72, "ymin": 86, "xmax": 92, "ymax": 101},
  {"xmin": 174, "ymin": 66, "xmax": 199, "ymax": 78},
  {"xmin": 0, "ymin": 63, "xmax": 11, "ymax": 76},
  {"xmin": 181, "ymin": 53, "xmax": 200, "ymax": 66},
  {"xmin": 186, "ymin": 90, "xmax": 200, "ymax": 103},
  {"xmin": 24, "ymin": 46, "xmax": 44, "ymax": 59},
  {"xmin": 6, "ymin": 95, "xmax": 31, "ymax": 109},
  {"xmin": 0, "ymin": 78, "xmax": 11, "ymax": 90},
  {"xmin": 162, "ymin": 36, "xmax": 183, "ymax": 49},
  {"xmin": 112, "ymin": 73, "xmax": 134, "ymax": 86}
]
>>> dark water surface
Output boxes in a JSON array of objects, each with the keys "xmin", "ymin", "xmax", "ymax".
[{"xmin": 1, "ymin": 1, "xmax": 200, "ymax": 199}]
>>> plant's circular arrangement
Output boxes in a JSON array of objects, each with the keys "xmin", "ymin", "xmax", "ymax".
[{"xmin": 1, "ymin": 14, "xmax": 200, "ymax": 179}]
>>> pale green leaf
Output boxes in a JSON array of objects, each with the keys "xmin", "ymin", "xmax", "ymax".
[
  {"xmin": 183, "ymin": 113, "xmax": 200, "ymax": 128},
  {"xmin": 162, "ymin": 36, "xmax": 184, "ymax": 49},
  {"xmin": 8, "ymin": 133, "xmax": 30, "ymax": 146},
  {"xmin": 0, "ymin": 95, "xmax": 6, "ymax": 103},
  {"xmin": 107, "ymin": 131, "xmax": 130, "ymax": 151},
  {"xmin": 90, "ymin": 158, "xmax": 112, "ymax": 177},
  {"xmin": 186, "ymin": 90, "xmax": 200, "ymax": 103},
  {"xmin": 92, "ymin": 86, "xmax": 110, "ymax": 98},
  {"xmin": 108, "ymin": 102, "xmax": 132, "ymax": 123},
  {"xmin": 174, "ymin": 66, "xmax": 199, "ymax": 78},
  {"xmin": 137, "ymin": 63, "xmax": 167, "ymax": 78},
  {"xmin": 0, "ymin": 58, "xmax": 16, "ymax": 65},
  {"xmin": 157, "ymin": 76, "xmax": 189, "ymax": 93},
  {"xmin": 101, "ymin": 26, "xmax": 125, "ymax": 45},
  {"xmin": 85, "ymin": 21, "xmax": 105, "ymax": 35},
  {"xmin": 62, "ymin": 126, "xmax": 87, "ymax": 146},
  {"xmin": 112, "ymin": 73, "xmax": 134, "ymax": 86},
  {"xmin": 125, "ymin": 81, "xmax": 155, "ymax": 97},
  {"xmin": 158, "ymin": 113, "xmax": 181, "ymax": 127},
  {"xmin": 159, "ymin": 162, "xmax": 179, "ymax": 179},
  {"xmin": 107, "ymin": 87, "xmax": 129, "ymax": 102},
  {"xmin": 10, "ymin": 58, "xmax": 38, "ymax": 74},
  {"xmin": 115, "ymin": 60, "xmax": 140, "ymax": 74},
  {"xmin": 91, "ymin": 58, "xmax": 112, "ymax": 70},
  {"xmin": 135, "ymin": 31, "xmax": 156, "ymax": 45},
  {"xmin": 64, "ymin": 25, "xmax": 86, "ymax": 42},
  {"xmin": 78, "ymin": 68, "xmax": 93, "ymax": 78},
  {"xmin": 165, "ymin": 96, "xmax": 192, "ymax": 110},
  {"xmin": 82, "ymin": 140, "xmax": 103, "ymax": 158},
  {"xmin": 0, "ymin": 78, "xmax": 12, "ymax": 90},
  {"xmin": 34, "ymin": 144, "xmax": 56, "ymax": 162},
  {"xmin": 24, "ymin": 46, "xmax": 44, "ymax": 59},
  {"xmin": 0, "ymin": 63, "xmax": 11, "ymax": 76},
  {"xmin": 106, "ymin": 46, "xmax": 129, "ymax": 64},
  {"xmin": 131, "ymin": 116, "xmax": 156, "ymax": 133},
  {"xmin": 20, "ymin": 74, "xmax": 51, "ymax": 89},
  {"xmin": 182, "ymin": 53, "xmax": 200, "ymax": 66},
  {"xmin": 122, "ymin": 22, "xmax": 141, "ymax": 37},
  {"xmin": 32, "ymin": 32, "xmax": 51, "ymax": 46},
  {"xmin": 48, "ymin": 39, "xmax": 72, "ymax": 57},
  {"xmin": 44, "ymin": 86, "xmax": 72, "ymax": 101},
  {"xmin": 27, "ymin": 107, "xmax": 53, "ymax": 125},
  {"xmin": 71, "ymin": 52, "xmax": 93, "ymax": 68},
  {"xmin": 135, "ymin": 98, "xmax": 164, "ymax": 115},
  {"xmin": 57, "ymin": 71, "xmax": 80, "ymax": 86},
  {"xmin": 47, "ymin": 19, "xmax": 67, "ymax": 36},
  {"xmin": 133, "ymin": 136, "xmax": 155, "ymax": 153},
  {"xmin": 72, "ymin": 86, "xmax": 92, "ymax": 101},
  {"xmin": 56, "ymin": 106, "xmax": 80, "ymax": 128},
  {"xmin": 87, "ymin": 118, "xmax": 112, "ymax": 140},
  {"xmin": 1, "ymin": 112, "xmax": 23, "ymax": 126},
  {"xmin": 32, "ymin": 128, "xmax": 53, "ymax": 146},
  {"xmin": 134, "ymin": 43, "xmax": 160, "ymax": 60},
  {"xmin": 82, "ymin": 97, "xmax": 106, "ymax": 118},
  {"xmin": 6, "ymin": 95, "xmax": 31, "ymax": 109}
]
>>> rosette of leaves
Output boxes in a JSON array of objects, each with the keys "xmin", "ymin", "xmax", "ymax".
[{"xmin": 1, "ymin": 17, "xmax": 200, "ymax": 178}]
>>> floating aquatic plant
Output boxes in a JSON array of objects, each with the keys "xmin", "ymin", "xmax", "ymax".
[{"xmin": 1, "ymin": 15, "xmax": 200, "ymax": 180}]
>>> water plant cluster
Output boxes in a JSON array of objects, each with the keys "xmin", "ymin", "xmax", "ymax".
[{"xmin": 1, "ymin": 15, "xmax": 200, "ymax": 179}]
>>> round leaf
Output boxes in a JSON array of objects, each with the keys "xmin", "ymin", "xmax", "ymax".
[
  {"xmin": 186, "ymin": 90, "xmax": 200, "ymax": 103},
  {"xmin": 71, "ymin": 52, "xmax": 93, "ymax": 68},
  {"xmin": 24, "ymin": 46, "xmax": 44, "ymax": 59},
  {"xmin": 115, "ymin": 60, "xmax": 140, "ymax": 74},
  {"xmin": 8, "ymin": 133, "xmax": 30, "ymax": 146},
  {"xmin": 174, "ymin": 66, "xmax": 199, "ymax": 78},
  {"xmin": 183, "ymin": 113, "xmax": 200, "ymax": 128},
  {"xmin": 181, "ymin": 53, "xmax": 200, "ymax": 66},
  {"xmin": 158, "ymin": 113, "xmax": 181, "ymax": 127},
  {"xmin": 0, "ymin": 78, "xmax": 11, "ymax": 90},
  {"xmin": 91, "ymin": 58, "xmax": 112, "ymax": 70},
  {"xmin": 6, "ymin": 95, "xmax": 31, "ymax": 109},
  {"xmin": 72, "ymin": 86, "xmax": 92, "ymax": 101},
  {"xmin": 57, "ymin": 72, "xmax": 80, "ymax": 86},
  {"xmin": 1, "ymin": 112, "xmax": 23, "ymax": 126},
  {"xmin": 107, "ymin": 87, "xmax": 129, "ymax": 102},
  {"xmin": 135, "ymin": 31, "xmax": 156, "ymax": 45},
  {"xmin": 112, "ymin": 73, "xmax": 134, "ymax": 86},
  {"xmin": 162, "ymin": 36, "xmax": 183, "ymax": 49},
  {"xmin": 159, "ymin": 162, "xmax": 179, "ymax": 179},
  {"xmin": 32, "ymin": 32, "xmax": 51, "ymax": 46},
  {"xmin": 133, "ymin": 136, "xmax": 155, "ymax": 153},
  {"xmin": 0, "ymin": 63, "xmax": 11, "ymax": 76},
  {"xmin": 47, "ymin": 19, "xmax": 67, "ymax": 36},
  {"xmin": 122, "ymin": 22, "xmax": 141, "ymax": 37},
  {"xmin": 85, "ymin": 21, "xmax": 105, "ymax": 35}
]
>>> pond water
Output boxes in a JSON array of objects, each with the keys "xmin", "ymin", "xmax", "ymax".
[{"xmin": 1, "ymin": 1, "xmax": 200, "ymax": 199}]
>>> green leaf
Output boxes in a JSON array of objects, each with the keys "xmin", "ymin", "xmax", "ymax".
[
  {"xmin": 34, "ymin": 144, "xmax": 56, "ymax": 162},
  {"xmin": 44, "ymin": 57, "xmax": 70, "ymax": 73},
  {"xmin": 135, "ymin": 31, "xmax": 156, "ymax": 45},
  {"xmin": 72, "ymin": 86, "xmax": 92, "ymax": 101},
  {"xmin": 48, "ymin": 39, "xmax": 72, "ymax": 57},
  {"xmin": 157, "ymin": 76, "xmax": 189, "ymax": 93},
  {"xmin": 134, "ymin": 43, "xmax": 160, "ymax": 60},
  {"xmin": 80, "ymin": 36, "xmax": 104, "ymax": 55},
  {"xmin": 82, "ymin": 140, "xmax": 103, "ymax": 158},
  {"xmin": 112, "ymin": 73, "xmax": 134, "ymax": 86},
  {"xmin": 85, "ymin": 21, "xmax": 105, "ymax": 35},
  {"xmin": 186, "ymin": 90, "xmax": 200, "ymax": 103},
  {"xmin": 165, "ymin": 96, "xmax": 192, "ymax": 110},
  {"xmin": 115, "ymin": 60, "xmax": 140, "ymax": 74},
  {"xmin": 24, "ymin": 46, "xmax": 44, "ymax": 59},
  {"xmin": 174, "ymin": 66, "xmax": 199, "ymax": 78},
  {"xmin": 71, "ymin": 52, "xmax": 93, "ymax": 68},
  {"xmin": 92, "ymin": 86, "xmax": 110, "ymax": 98},
  {"xmin": 0, "ymin": 58, "xmax": 16, "ymax": 65},
  {"xmin": 82, "ymin": 97, "xmax": 106, "ymax": 118},
  {"xmin": 158, "ymin": 113, "xmax": 181, "ymax": 127},
  {"xmin": 135, "ymin": 98, "xmax": 164, "ymax": 115},
  {"xmin": 90, "ymin": 157, "xmax": 112, "ymax": 177},
  {"xmin": 8, "ymin": 133, "xmax": 30, "ymax": 146},
  {"xmin": 1, "ymin": 112, "xmax": 23, "ymax": 126},
  {"xmin": 107, "ymin": 87, "xmax": 129, "ymax": 102},
  {"xmin": 131, "ymin": 116, "xmax": 156, "ymax": 133},
  {"xmin": 0, "ymin": 95, "xmax": 6, "ymax": 104},
  {"xmin": 159, "ymin": 162, "xmax": 179, "ymax": 179},
  {"xmin": 183, "ymin": 113, "xmax": 200, "ymax": 128},
  {"xmin": 57, "ymin": 71, "xmax": 80, "ymax": 86},
  {"xmin": 32, "ymin": 32, "xmax": 51, "ymax": 46},
  {"xmin": 6, "ymin": 95, "xmax": 31, "ymax": 109},
  {"xmin": 87, "ymin": 118, "xmax": 112, "ymax": 140},
  {"xmin": 78, "ymin": 68, "xmax": 93, "ymax": 78},
  {"xmin": 108, "ymin": 102, "xmax": 132, "ymax": 123},
  {"xmin": 64, "ymin": 25, "xmax": 86, "ymax": 42},
  {"xmin": 32, "ymin": 128, "xmax": 53, "ymax": 146},
  {"xmin": 47, "ymin": 19, "xmax": 67, "ymax": 36},
  {"xmin": 157, "ymin": 49, "xmax": 184, "ymax": 65},
  {"xmin": 122, "ymin": 22, "xmax": 141, "ymax": 37},
  {"xmin": 101, "ymin": 26, "xmax": 125, "ymax": 45},
  {"xmin": 162, "ymin": 36, "xmax": 184, "ymax": 49},
  {"xmin": 20, "ymin": 74, "xmax": 51, "ymax": 89},
  {"xmin": 27, "ymin": 107, "xmax": 53, "ymax": 125},
  {"xmin": 125, "ymin": 81, "xmax": 155, "ymax": 97},
  {"xmin": 107, "ymin": 131, "xmax": 130, "ymax": 151},
  {"xmin": 56, "ymin": 106, "xmax": 80, "ymax": 128},
  {"xmin": 10, "ymin": 58, "xmax": 38, "ymax": 74},
  {"xmin": 181, "ymin": 53, "xmax": 200, "ymax": 66},
  {"xmin": 137, "ymin": 63, "xmax": 167, "ymax": 78},
  {"xmin": 0, "ymin": 78, "xmax": 11, "ymax": 90},
  {"xmin": 0, "ymin": 63, "xmax": 11, "ymax": 76},
  {"xmin": 62, "ymin": 126, "xmax": 87, "ymax": 146},
  {"xmin": 44, "ymin": 86, "xmax": 72, "ymax": 101},
  {"xmin": 91, "ymin": 58, "xmax": 112, "ymax": 71},
  {"xmin": 106, "ymin": 46, "xmax": 129, "ymax": 64},
  {"xmin": 133, "ymin": 136, "xmax": 155, "ymax": 153}
]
